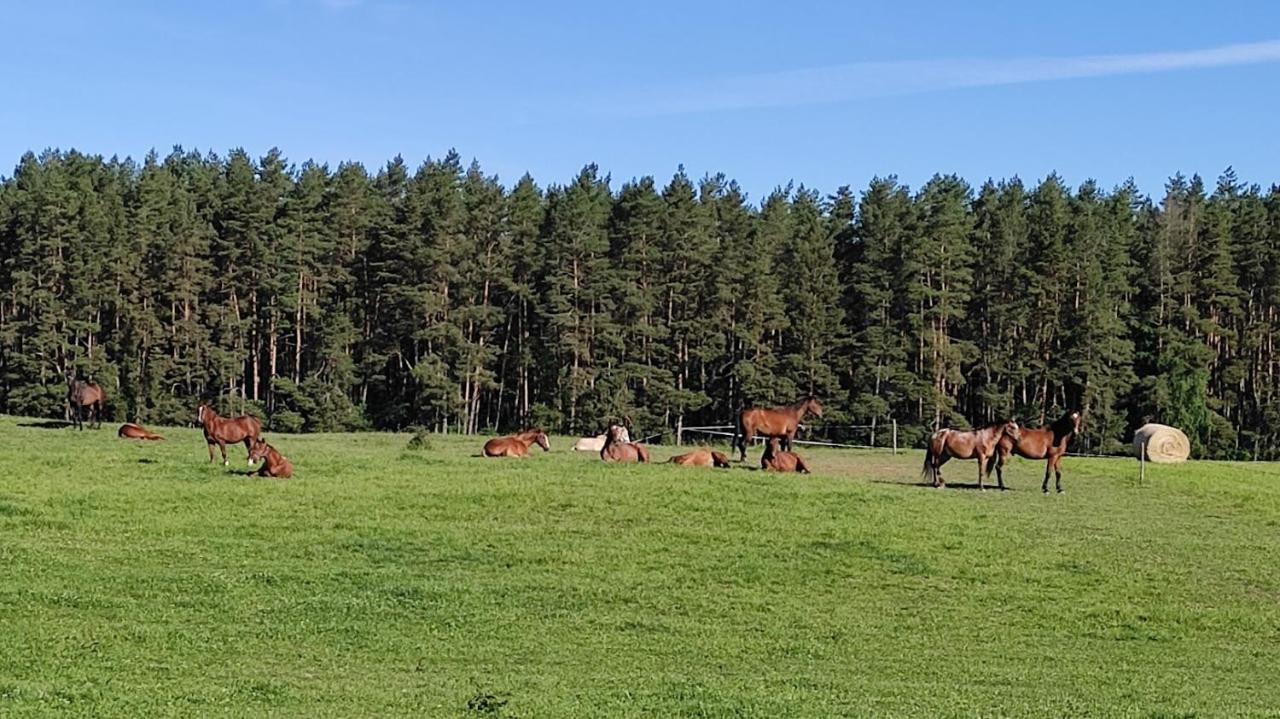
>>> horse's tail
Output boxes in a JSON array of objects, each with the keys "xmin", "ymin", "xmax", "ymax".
[
  {"xmin": 732, "ymin": 408, "xmax": 747, "ymax": 459},
  {"xmin": 922, "ymin": 431, "xmax": 942, "ymax": 485}
]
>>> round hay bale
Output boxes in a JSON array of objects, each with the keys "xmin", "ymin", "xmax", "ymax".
[{"xmin": 1133, "ymin": 423, "xmax": 1191, "ymax": 464}]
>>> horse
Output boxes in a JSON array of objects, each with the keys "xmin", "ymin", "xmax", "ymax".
[
  {"xmin": 761, "ymin": 437, "xmax": 810, "ymax": 474},
  {"xmin": 668, "ymin": 447, "xmax": 732, "ymax": 468},
  {"xmin": 197, "ymin": 402, "xmax": 263, "ymax": 466},
  {"xmin": 601, "ymin": 424, "xmax": 649, "ymax": 463},
  {"xmin": 733, "ymin": 397, "xmax": 823, "ymax": 461},
  {"xmin": 483, "ymin": 429, "xmax": 551, "ymax": 458},
  {"xmin": 574, "ymin": 426, "xmax": 630, "ymax": 452},
  {"xmin": 66, "ymin": 371, "xmax": 106, "ymax": 430},
  {"xmin": 922, "ymin": 419, "xmax": 1022, "ymax": 490},
  {"xmin": 248, "ymin": 438, "xmax": 294, "ymax": 478},
  {"xmin": 118, "ymin": 422, "xmax": 164, "ymax": 440},
  {"xmin": 988, "ymin": 410, "xmax": 1082, "ymax": 493}
]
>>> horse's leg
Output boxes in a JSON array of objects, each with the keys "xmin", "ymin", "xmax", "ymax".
[
  {"xmin": 741, "ymin": 429, "xmax": 754, "ymax": 462},
  {"xmin": 976, "ymin": 453, "xmax": 986, "ymax": 491},
  {"xmin": 244, "ymin": 437, "xmax": 254, "ymax": 466},
  {"xmin": 1042, "ymin": 458, "xmax": 1052, "ymax": 494},
  {"xmin": 207, "ymin": 441, "xmax": 216, "ymax": 463},
  {"xmin": 220, "ymin": 441, "xmax": 229, "ymax": 466},
  {"xmin": 1054, "ymin": 454, "xmax": 1065, "ymax": 494}
]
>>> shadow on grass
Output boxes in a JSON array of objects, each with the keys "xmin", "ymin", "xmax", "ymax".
[
  {"xmin": 17, "ymin": 420, "xmax": 74, "ymax": 429},
  {"xmin": 871, "ymin": 479, "xmax": 1013, "ymax": 491}
]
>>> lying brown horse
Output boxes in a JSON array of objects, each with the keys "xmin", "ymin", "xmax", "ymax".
[
  {"xmin": 733, "ymin": 397, "xmax": 823, "ymax": 461},
  {"xmin": 483, "ymin": 429, "xmax": 551, "ymax": 458},
  {"xmin": 197, "ymin": 402, "xmax": 263, "ymax": 466},
  {"xmin": 922, "ymin": 419, "xmax": 1021, "ymax": 490},
  {"xmin": 668, "ymin": 447, "xmax": 732, "ymax": 468},
  {"xmin": 989, "ymin": 410, "xmax": 1082, "ymax": 493},
  {"xmin": 248, "ymin": 439, "xmax": 294, "ymax": 478},
  {"xmin": 601, "ymin": 424, "xmax": 650, "ymax": 463},
  {"xmin": 762, "ymin": 437, "xmax": 810, "ymax": 473},
  {"xmin": 118, "ymin": 422, "xmax": 164, "ymax": 440},
  {"xmin": 66, "ymin": 371, "xmax": 106, "ymax": 431}
]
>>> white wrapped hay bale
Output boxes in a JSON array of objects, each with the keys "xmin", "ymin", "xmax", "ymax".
[{"xmin": 1133, "ymin": 423, "xmax": 1191, "ymax": 464}]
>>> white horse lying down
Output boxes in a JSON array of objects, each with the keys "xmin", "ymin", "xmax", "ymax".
[{"xmin": 574, "ymin": 426, "xmax": 630, "ymax": 451}]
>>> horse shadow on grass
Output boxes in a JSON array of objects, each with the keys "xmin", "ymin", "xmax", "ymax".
[
  {"xmin": 872, "ymin": 479, "xmax": 1014, "ymax": 491},
  {"xmin": 18, "ymin": 420, "xmax": 74, "ymax": 429}
]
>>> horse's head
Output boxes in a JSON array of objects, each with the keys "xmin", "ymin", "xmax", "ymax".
[
  {"xmin": 196, "ymin": 403, "xmax": 208, "ymax": 424},
  {"xmin": 535, "ymin": 432, "xmax": 551, "ymax": 452},
  {"xmin": 803, "ymin": 397, "xmax": 824, "ymax": 417},
  {"xmin": 1002, "ymin": 419, "xmax": 1022, "ymax": 443},
  {"xmin": 605, "ymin": 424, "xmax": 628, "ymax": 445},
  {"xmin": 248, "ymin": 439, "xmax": 269, "ymax": 463},
  {"xmin": 1068, "ymin": 410, "xmax": 1082, "ymax": 433}
]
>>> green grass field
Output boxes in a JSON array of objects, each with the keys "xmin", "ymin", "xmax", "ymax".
[{"xmin": 1, "ymin": 416, "xmax": 1277, "ymax": 718}]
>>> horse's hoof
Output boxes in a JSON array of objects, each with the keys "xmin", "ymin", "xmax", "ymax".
[
  {"xmin": 1057, "ymin": 489, "xmax": 1066, "ymax": 495},
  {"xmin": 223, "ymin": 461, "xmax": 229, "ymax": 467}
]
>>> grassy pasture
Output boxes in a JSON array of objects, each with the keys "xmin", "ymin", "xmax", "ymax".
[{"xmin": 0, "ymin": 416, "xmax": 1277, "ymax": 718}]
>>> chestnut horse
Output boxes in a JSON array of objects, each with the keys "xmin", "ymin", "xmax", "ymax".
[
  {"xmin": 601, "ymin": 424, "xmax": 650, "ymax": 463},
  {"xmin": 118, "ymin": 422, "xmax": 164, "ymax": 440},
  {"xmin": 733, "ymin": 397, "xmax": 823, "ymax": 461},
  {"xmin": 248, "ymin": 439, "xmax": 294, "ymax": 478},
  {"xmin": 483, "ymin": 429, "xmax": 551, "ymax": 458},
  {"xmin": 197, "ymin": 402, "xmax": 263, "ymax": 466},
  {"xmin": 922, "ymin": 419, "xmax": 1021, "ymax": 490},
  {"xmin": 988, "ymin": 410, "xmax": 1082, "ymax": 493},
  {"xmin": 761, "ymin": 437, "xmax": 810, "ymax": 473},
  {"xmin": 66, "ymin": 371, "xmax": 106, "ymax": 430},
  {"xmin": 668, "ymin": 447, "xmax": 732, "ymax": 468}
]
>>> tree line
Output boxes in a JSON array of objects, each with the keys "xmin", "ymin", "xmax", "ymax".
[{"xmin": 1, "ymin": 148, "xmax": 1278, "ymax": 459}]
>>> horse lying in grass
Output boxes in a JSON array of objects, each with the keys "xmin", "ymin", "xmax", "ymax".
[
  {"xmin": 483, "ymin": 429, "xmax": 551, "ymax": 458},
  {"xmin": 574, "ymin": 426, "xmax": 630, "ymax": 451},
  {"xmin": 923, "ymin": 419, "xmax": 1021, "ymax": 490},
  {"xmin": 118, "ymin": 422, "xmax": 164, "ymax": 440},
  {"xmin": 601, "ymin": 424, "xmax": 649, "ymax": 463},
  {"xmin": 248, "ymin": 439, "xmax": 293, "ymax": 479},
  {"xmin": 761, "ymin": 437, "xmax": 810, "ymax": 473},
  {"xmin": 668, "ymin": 447, "xmax": 731, "ymax": 468}
]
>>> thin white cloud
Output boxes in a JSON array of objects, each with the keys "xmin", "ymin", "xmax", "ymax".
[{"xmin": 587, "ymin": 39, "xmax": 1280, "ymax": 117}]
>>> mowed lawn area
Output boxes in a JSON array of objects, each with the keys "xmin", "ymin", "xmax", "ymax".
[{"xmin": 0, "ymin": 416, "xmax": 1277, "ymax": 718}]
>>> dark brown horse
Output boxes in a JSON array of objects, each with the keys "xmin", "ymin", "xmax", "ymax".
[
  {"xmin": 988, "ymin": 410, "xmax": 1082, "ymax": 493},
  {"xmin": 118, "ymin": 422, "xmax": 164, "ymax": 440},
  {"xmin": 733, "ymin": 397, "xmax": 823, "ymax": 461},
  {"xmin": 66, "ymin": 371, "xmax": 106, "ymax": 430},
  {"xmin": 761, "ymin": 437, "xmax": 810, "ymax": 473},
  {"xmin": 922, "ymin": 419, "xmax": 1021, "ymax": 490},
  {"xmin": 248, "ymin": 438, "xmax": 294, "ymax": 478},
  {"xmin": 668, "ymin": 447, "xmax": 732, "ymax": 468},
  {"xmin": 483, "ymin": 429, "xmax": 551, "ymax": 458},
  {"xmin": 601, "ymin": 424, "xmax": 650, "ymax": 463},
  {"xmin": 197, "ymin": 402, "xmax": 263, "ymax": 466}
]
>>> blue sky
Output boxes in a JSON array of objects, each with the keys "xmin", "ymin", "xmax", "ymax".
[{"xmin": 2, "ymin": 1, "xmax": 1278, "ymax": 201}]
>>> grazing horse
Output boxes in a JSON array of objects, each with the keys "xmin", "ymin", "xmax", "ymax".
[
  {"xmin": 733, "ymin": 397, "xmax": 823, "ymax": 461},
  {"xmin": 248, "ymin": 439, "xmax": 294, "ymax": 478},
  {"xmin": 922, "ymin": 419, "xmax": 1022, "ymax": 490},
  {"xmin": 761, "ymin": 437, "xmax": 810, "ymax": 474},
  {"xmin": 989, "ymin": 410, "xmax": 1082, "ymax": 494},
  {"xmin": 118, "ymin": 422, "xmax": 164, "ymax": 440},
  {"xmin": 197, "ymin": 402, "xmax": 263, "ymax": 466},
  {"xmin": 483, "ymin": 429, "xmax": 551, "ymax": 458},
  {"xmin": 601, "ymin": 424, "xmax": 650, "ymax": 463},
  {"xmin": 668, "ymin": 447, "xmax": 732, "ymax": 468},
  {"xmin": 66, "ymin": 371, "xmax": 106, "ymax": 430}
]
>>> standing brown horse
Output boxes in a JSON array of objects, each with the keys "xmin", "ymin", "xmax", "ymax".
[
  {"xmin": 733, "ymin": 397, "xmax": 823, "ymax": 461},
  {"xmin": 197, "ymin": 402, "xmax": 263, "ymax": 466},
  {"xmin": 668, "ymin": 447, "xmax": 732, "ymax": 468},
  {"xmin": 601, "ymin": 424, "xmax": 650, "ymax": 463},
  {"xmin": 922, "ymin": 419, "xmax": 1022, "ymax": 490},
  {"xmin": 248, "ymin": 439, "xmax": 294, "ymax": 478},
  {"xmin": 483, "ymin": 429, "xmax": 551, "ymax": 458},
  {"xmin": 761, "ymin": 437, "xmax": 810, "ymax": 473},
  {"xmin": 988, "ymin": 410, "xmax": 1082, "ymax": 493},
  {"xmin": 66, "ymin": 371, "xmax": 106, "ymax": 430},
  {"xmin": 118, "ymin": 422, "xmax": 164, "ymax": 440}
]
